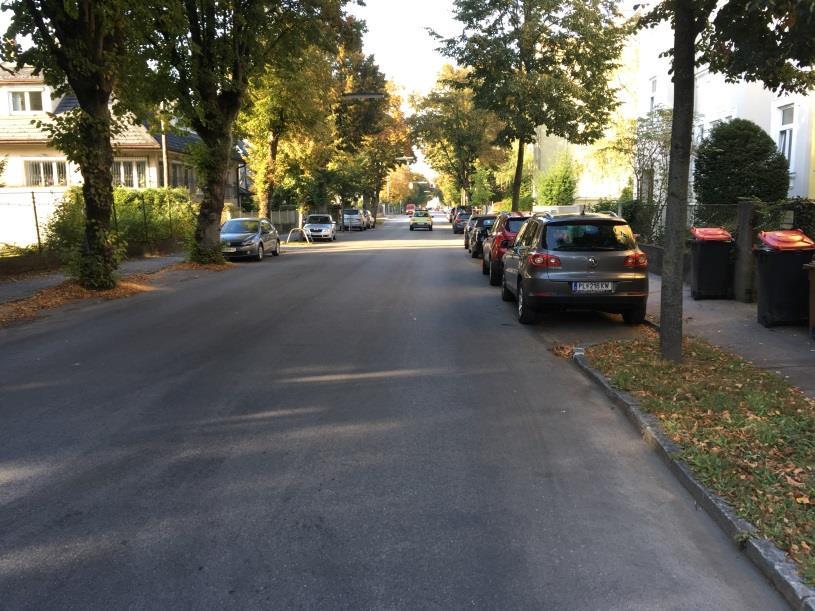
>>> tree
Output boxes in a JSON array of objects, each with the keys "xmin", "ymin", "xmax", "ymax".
[
  {"xmin": 641, "ymin": 0, "xmax": 815, "ymax": 362},
  {"xmin": 2, "ymin": 1, "xmax": 155, "ymax": 288},
  {"xmin": 150, "ymin": 0, "xmax": 349, "ymax": 262},
  {"xmin": 536, "ymin": 153, "xmax": 579, "ymax": 206},
  {"xmin": 693, "ymin": 118, "xmax": 789, "ymax": 226},
  {"xmin": 240, "ymin": 45, "xmax": 340, "ymax": 218},
  {"xmin": 410, "ymin": 65, "xmax": 504, "ymax": 204},
  {"xmin": 437, "ymin": 0, "xmax": 625, "ymax": 211}
]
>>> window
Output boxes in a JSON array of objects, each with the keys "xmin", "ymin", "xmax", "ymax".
[
  {"xmin": 25, "ymin": 160, "xmax": 68, "ymax": 186},
  {"xmin": 112, "ymin": 159, "xmax": 148, "ymax": 188},
  {"xmin": 778, "ymin": 105, "xmax": 794, "ymax": 160},
  {"xmin": 544, "ymin": 222, "xmax": 636, "ymax": 252},
  {"xmin": 649, "ymin": 77, "xmax": 657, "ymax": 112},
  {"xmin": 11, "ymin": 90, "xmax": 43, "ymax": 112}
]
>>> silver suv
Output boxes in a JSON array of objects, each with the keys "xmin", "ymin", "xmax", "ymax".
[{"xmin": 500, "ymin": 213, "xmax": 648, "ymax": 324}]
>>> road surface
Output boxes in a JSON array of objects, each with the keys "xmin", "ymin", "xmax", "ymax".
[{"xmin": 0, "ymin": 215, "xmax": 785, "ymax": 609}]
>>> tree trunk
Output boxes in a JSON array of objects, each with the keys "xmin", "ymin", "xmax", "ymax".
[
  {"xmin": 77, "ymin": 103, "xmax": 117, "ymax": 289},
  {"xmin": 511, "ymin": 139, "xmax": 525, "ymax": 212},
  {"xmin": 660, "ymin": 0, "xmax": 696, "ymax": 362},
  {"xmin": 263, "ymin": 131, "xmax": 280, "ymax": 219},
  {"xmin": 191, "ymin": 129, "xmax": 234, "ymax": 263}
]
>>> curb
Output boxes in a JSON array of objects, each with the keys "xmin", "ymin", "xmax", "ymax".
[{"xmin": 572, "ymin": 349, "xmax": 815, "ymax": 611}]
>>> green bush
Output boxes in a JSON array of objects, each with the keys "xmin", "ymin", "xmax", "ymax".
[
  {"xmin": 693, "ymin": 118, "xmax": 789, "ymax": 226},
  {"xmin": 756, "ymin": 198, "xmax": 815, "ymax": 239},
  {"xmin": 592, "ymin": 198, "xmax": 659, "ymax": 242},
  {"xmin": 535, "ymin": 153, "xmax": 578, "ymax": 206},
  {"xmin": 45, "ymin": 187, "xmax": 197, "ymax": 275}
]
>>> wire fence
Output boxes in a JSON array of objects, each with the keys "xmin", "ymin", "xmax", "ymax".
[
  {"xmin": 0, "ymin": 190, "xmax": 63, "ymax": 249},
  {"xmin": 1, "ymin": 190, "xmax": 301, "ymax": 252}
]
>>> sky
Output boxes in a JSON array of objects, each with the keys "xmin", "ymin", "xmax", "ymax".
[
  {"xmin": 349, "ymin": 0, "xmax": 460, "ymax": 178},
  {"xmin": 349, "ymin": 0, "xmax": 459, "ymax": 99}
]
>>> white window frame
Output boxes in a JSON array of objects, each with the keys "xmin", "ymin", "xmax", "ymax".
[
  {"xmin": 10, "ymin": 89, "xmax": 45, "ymax": 114},
  {"xmin": 24, "ymin": 158, "xmax": 68, "ymax": 187},
  {"xmin": 112, "ymin": 158, "xmax": 149, "ymax": 188},
  {"xmin": 778, "ymin": 105, "xmax": 794, "ymax": 161}
]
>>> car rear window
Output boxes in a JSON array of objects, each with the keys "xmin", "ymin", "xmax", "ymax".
[
  {"xmin": 413, "ymin": 211, "xmax": 430, "ymax": 217},
  {"xmin": 476, "ymin": 217, "xmax": 496, "ymax": 227},
  {"xmin": 506, "ymin": 218, "xmax": 526, "ymax": 232},
  {"xmin": 544, "ymin": 222, "xmax": 636, "ymax": 251},
  {"xmin": 457, "ymin": 213, "xmax": 471, "ymax": 220},
  {"xmin": 343, "ymin": 209, "xmax": 360, "ymax": 215},
  {"xmin": 222, "ymin": 220, "xmax": 259, "ymax": 233}
]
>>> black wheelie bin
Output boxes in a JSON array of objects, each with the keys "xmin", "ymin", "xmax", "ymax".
[
  {"xmin": 754, "ymin": 229, "xmax": 815, "ymax": 327},
  {"xmin": 689, "ymin": 227, "xmax": 734, "ymax": 299}
]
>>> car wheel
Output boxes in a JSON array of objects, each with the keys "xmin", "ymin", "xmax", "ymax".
[
  {"xmin": 464, "ymin": 238, "xmax": 469, "ymax": 249},
  {"xmin": 517, "ymin": 281, "xmax": 537, "ymax": 324},
  {"xmin": 256, "ymin": 243, "xmax": 264, "ymax": 262},
  {"xmin": 429, "ymin": 226, "xmax": 433, "ymax": 231},
  {"xmin": 623, "ymin": 303, "xmax": 646, "ymax": 325},
  {"xmin": 332, "ymin": 234, "xmax": 337, "ymax": 241},
  {"xmin": 272, "ymin": 241, "xmax": 280, "ymax": 257},
  {"xmin": 489, "ymin": 261, "xmax": 502, "ymax": 286},
  {"xmin": 410, "ymin": 226, "xmax": 414, "ymax": 231},
  {"xmin": 501, "ymin": 273, "xmax": 514, "ymax": 302},
  {"xmin": 471, "ymin": 247, "xmax": 479, "ymax": 259},
  {"xmin": 482, "ymin": 257, "xmax": 489, "ymax": 275}
]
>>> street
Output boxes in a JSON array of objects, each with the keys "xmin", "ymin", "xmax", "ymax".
[{"xmin": 0, "ymin": 216, "xmax": 785, "ymax": 609}]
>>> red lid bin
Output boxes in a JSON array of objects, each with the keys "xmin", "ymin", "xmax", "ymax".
[
  {"xmin": 758, "ymin": 229, "xmax": 815, "ymax": 251},
  {"xmin": 691, "ymin": 227, "xmax": 733, "ymax": 241}
]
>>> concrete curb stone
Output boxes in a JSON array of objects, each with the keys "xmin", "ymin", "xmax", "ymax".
[{"xmin": 572, "ymin": 349, "xmax": 815, "ymax": 610}]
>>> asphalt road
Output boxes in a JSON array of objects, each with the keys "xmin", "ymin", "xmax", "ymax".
[{"xmin": 0, "ymin": 215, "xmax": 785, "ymax": 609}]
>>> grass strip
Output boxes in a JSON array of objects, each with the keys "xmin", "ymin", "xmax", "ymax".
[{"xmin": 586, "ymin": 329, "xmax": 814, "ymax": 586}]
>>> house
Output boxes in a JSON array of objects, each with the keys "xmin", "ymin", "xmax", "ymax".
[
  {"xmin": 0, "ymin": 65, "xmax": 245, "ymax": 246},
  {"xmin": 532, "ymin": 7, "xmax": 815, "ymax": 212}
]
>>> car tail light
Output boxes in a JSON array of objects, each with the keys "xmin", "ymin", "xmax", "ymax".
[
  {"xmin": 528, "ymin": 253, "xmax": 561, "ymax": 268},
  {"xmin": 624, "ymin": 252, "xmax": 648, "ymax": 269}
]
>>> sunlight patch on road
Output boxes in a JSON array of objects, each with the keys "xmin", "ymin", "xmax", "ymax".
[{"xmin": 280, "ymin": 368, "xmax": 441, "ymax": 384}]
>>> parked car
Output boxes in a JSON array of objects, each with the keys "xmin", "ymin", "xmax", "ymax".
[
  {"xmin": 343, "ymin": 208, "xmax": 366, "ymax": 231},
  {"xmin": 448, "ymin": 206, "xmax": 470, "ymax": 223},
  {"xmin": 362, "ymin": 209, "xmax": 375, "ymax": 229},
  {"xmin": 303, "ymin": 214, "xmax": 336, "ymax": 241},
  {"xmin": 220, "ymin": 217, "xmax": 281, "ymax": 261},
  {"xmin": 482, "ymin": 213, "xmax": 530, "ymax": 284},
  {"xmin": 409, "ymin": 209, "xmax": 433, "ymax": 231},
  {"xmin": 463, "ymin": 216, "xmax": 479, "ymax": 249},
  {"xmin": 452, "ymin": 211, "xmax": 471, "ymax": 234},
  {"xmin": 468, "ymin": 215, "xmax": 497, "ymax": 258},
  {"xmin": 500, "ymin": 213, "xmax": 648, "ymax": 325}
]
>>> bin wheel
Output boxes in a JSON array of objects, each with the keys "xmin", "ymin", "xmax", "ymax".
[{"xmin": 623, "ymin": 305, "xmax": 646, "ymax": 325}]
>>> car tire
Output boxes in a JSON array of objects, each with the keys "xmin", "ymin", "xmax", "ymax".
[
  {"xmin": 482, "ymin": 257, "xmax": 489, "ymax": 275},
  {"xmin": 332, "ymin": 234, "xmax": 337, "ymax": 241},
  {"xmin": 429, "ymin": 226, "xmax": 433, "ymax": 231},
  {"xmin": 256, "ymin": 244, "xmax": 264, "ymax": 262},
  {"xmin": 517, "ymin": 282, "xmax": 537, "ymax": 324},
  {"xmin": 471, "ymin": 247, "xmax": 479, "ymax": 259},
  {"xmin": 501, "ymin": 273, "xmax": 514, "ymax": 302},
  {"xmin": 464, "ymin": 238, "xmax": 469, "ymax": 249},
  {"xmin": 410, "ymin": 226, "xmax": 414, "ymax": 231},
  {"xmin": 272, "ymin": 241, "xmax": 280, "ymax": 257},
  {"xmin": 489, "ymin": 262, "xmax": 502, "ymax": 286},
  {"xmin": 623, "ymin": 304, "xmax": 646, "ymax": 325}
]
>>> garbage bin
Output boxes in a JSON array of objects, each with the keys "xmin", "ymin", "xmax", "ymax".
[
  {"xmin": 689, "ymin": 227, "xmax": 734, "ymax": 299},
  {"xmin": 754, "ymin": 229, "xmax": 815, "ymax": 327}
]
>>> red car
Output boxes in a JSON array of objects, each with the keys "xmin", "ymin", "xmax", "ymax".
[{"xmin": 482, "ymin": 212, "xmax": 529, "ymax": 286}]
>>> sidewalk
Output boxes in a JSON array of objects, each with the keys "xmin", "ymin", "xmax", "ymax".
[
  {"xmin": 647, "ymin": 273, "xmax": 815, "ymax": 396},
  {"xmin": 0, "ymin": 254, "xmax": 185, "ymax": 305}
]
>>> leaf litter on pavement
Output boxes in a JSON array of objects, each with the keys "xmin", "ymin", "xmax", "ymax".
[
  {"xmin": 587, "ymin": 328, "xmax": 815, "ymax": 585},
  {"xmin": 0, "ymin": 261, "xmax": 233, "ymax": 327}
]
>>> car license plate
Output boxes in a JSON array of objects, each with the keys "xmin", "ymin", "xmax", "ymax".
[
  {"xmin": 222, "ymin": 247, "xmax": 237, "ymax": 253},
  {"xmin": 572, "ymin": 281, "xmax": 614, "ymax": 294}
]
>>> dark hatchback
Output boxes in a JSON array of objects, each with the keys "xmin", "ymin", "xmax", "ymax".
[{"xmin": 468, "ymin": 215, "xmax": 497, "ymax": 258}]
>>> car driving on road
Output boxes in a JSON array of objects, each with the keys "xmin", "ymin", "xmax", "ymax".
[
  {"xmin": 303, "ymin": 214, "xmax": 336, "ymax": 241},
  {"xmin": 501, "ymin": 213, "xmax": 648, "ymax": 325},
  {"xmin": 220, "ymin": 218, "xmax": 281, "ymax": 261},
  {"xmin": 409, "ymin": 209, "xmax": 433, "ymax": 231}
]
